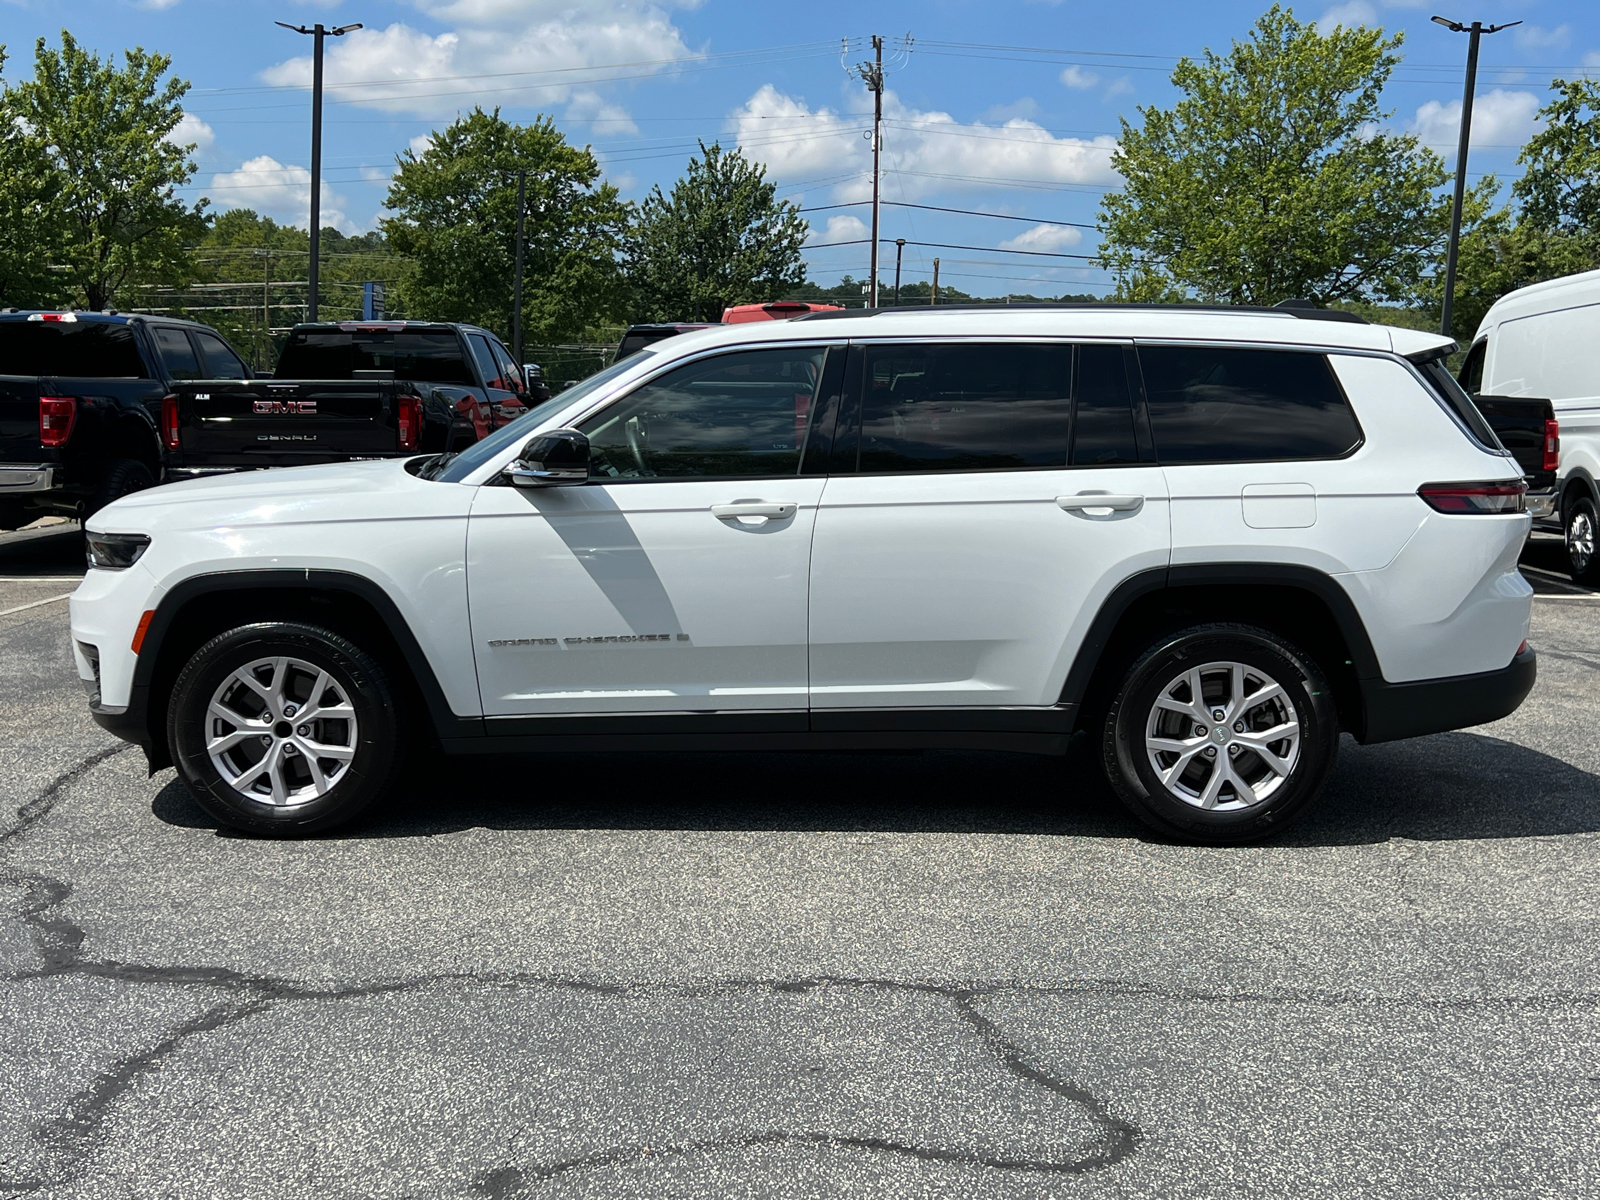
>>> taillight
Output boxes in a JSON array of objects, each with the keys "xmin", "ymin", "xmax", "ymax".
[
  {"xmin": 161, "ymin": 394, "xmax": 181, "ymax": 450},
  {"xmin": 39, "ymin": 396, "xmax": 76, "ymax": 447},
  {"xmin": 1418, "ymin": 480, "xmax": 1527, "ymax": 514},
  {"xmin": 1543, "ymin": 418, "xmax": 1560, "ymax": 472},
  {"xmin": 396, "ymin": 393, "xmax": 421, "ymax": 450}
]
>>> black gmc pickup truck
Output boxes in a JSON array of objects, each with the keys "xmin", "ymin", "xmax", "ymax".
[
  {"xmin": 163, "ymin": 321, "xmax": 532, "ymax": 477},
  {"xmin": 0, "ymin": 310, "xmax": 254, "ymax": 529}
]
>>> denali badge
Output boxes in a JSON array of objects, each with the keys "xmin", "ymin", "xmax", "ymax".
[{"xmin": 253, "ymin": 400, "xmax": 318, "ymax": 414}]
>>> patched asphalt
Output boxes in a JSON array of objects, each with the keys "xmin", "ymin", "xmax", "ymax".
[{"xmin": 2, "ymin": 523, "xmax": 1598, "ymax": 1199}]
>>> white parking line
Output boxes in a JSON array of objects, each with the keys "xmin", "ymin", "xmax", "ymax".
[
  {"xmin": 0, "ymin": 576, "xmax": 84, "ymax": 583},
  {"xmin": 0, "ymin": 593, "xmax": 72, "ymax": 617}
]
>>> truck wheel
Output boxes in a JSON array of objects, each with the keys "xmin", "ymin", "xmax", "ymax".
[
  {"xmin": 87, "ymin": 458, "xmax": 155, "ymax": 519},
  {"xmin": 1565, "ymin": 495, "xmax": 1600, "ymax": 585},
  {"xmin": 167, "ymin": 623, "xmax": 403, "ymax": 836},
  {"xmin": 1101, "ymin": 624, "xmax": 1338, "ymax": 845}
]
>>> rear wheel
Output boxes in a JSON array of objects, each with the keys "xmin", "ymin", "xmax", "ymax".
[
  {"xmin": 1101, "ymin": 624, "xmax": 1338, "ymax": 844},
  {"xmin": 168, "ymin": 623, "xmax": 403, "ymax": 836},
  {"xmin": 1566, "ymin": 494, "xmax": 1600, "ymax": 585},
  {"xmin": 86, "ymin": 458, "xmax": 155, "ymax": 520}
]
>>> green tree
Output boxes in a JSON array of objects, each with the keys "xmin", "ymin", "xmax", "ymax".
[
  {"xmin": 5, "ymin": 31, "xmax": 208, "ymax": 310},
  {"xmin": 1097, "ymin": 6, "xmax": 1460, "ymax": 306},
  {"xmin": 0, "ymin": 47, "xmax": 58, "ymax": 307},
  {"xmin": 383, "ymin": 108, "xmax": 629, "ymax": 343},
  {"xmin": 626, "ymin": 142, "xmax": 808, "ymax": 322},
  {"xmin": 1514, "ymin": 78, "xmax": 1600, "ymax": 235}
]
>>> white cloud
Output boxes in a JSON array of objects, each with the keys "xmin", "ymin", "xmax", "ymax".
[
  {"xmin": 997, "ymin": 223, "xmax": 1083, "ymax": 253},
  {"xmin": 731, "ymin": 84, "xmax": 1120, "ymax": 202},
  {"xmin": 407, "ymin": 133, "xmax": 435, "ymax": 159},
  {"xmin": 810, "ymin": 214, "xmax": 868, "ymax": 245},
  {"xmin": 565, "ymin": 90, "xmax": 639, "ymax": 136},
  {"xmin": 1515, "ymin": 25, "xmax": 1570, "ymax": 52},
  {"xmin": 1103, "ymin": 76, "xmax": 1135, "ymax": 99},
  {"xmin": 137, "ymin": 0, "xmax": 183, "ymax": 9},
  {"xmin": 206, "ymin": 156, "xmax": 356, "ymax": 234},
  {"xmin": 1318, "ymin": 2, "xmax": 1377, "ymax": 29},
  {"xmin": 1059, "ymin": 65, "xmax": 1099, "ymax": 90},
  {"xmin": 261, "ymin": 3, "xmax": 695, "ymax": 119},
  {"xmin": 166, "ymin": 112, "xmax": 214, "ymax": 151},
  {"xmin": 1411, "ymin": 89, "xmax": 1542, "ymax": 153},
  {"xmin": 1586, "ymin": 51, "xmax": 1600, "ymax": 69}
]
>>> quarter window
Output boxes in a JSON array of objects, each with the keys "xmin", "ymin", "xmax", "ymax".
[
  {"xmin": 194, "ymin": 331, "xmax": 249, "ymax": 380},
  {"xmin": 581, "ymin": 347, "xmax": 827, "ymax": 479},
  {"xmin": 1138, "ymin": 345, "xmax": 1362, "ymax": 464},
  {"xmin": 855, "ymin": 343, "xmax": 1074, "ymax": 473}
]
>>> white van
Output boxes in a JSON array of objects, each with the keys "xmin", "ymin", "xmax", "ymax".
[{"xmin": 1463, "ymin": 269, "xmax": 1600, "ymax": 582}]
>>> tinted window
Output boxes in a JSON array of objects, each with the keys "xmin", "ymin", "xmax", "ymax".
[
  {"xmin": 856, "ymin": 343, "xmax": 1074, "ymax": 473},
  {"xmin": 581, "ymin": 347, "xmax": 825, "ymax": 479},
  {"xmin": 274, "ymin": 330, "xmax": 475, "ymax": 385},
  {"xmin": 0, "ymin": 321, "xmax": 148, "ymax": 377},
  {"xmin": 152, "ymin": 327, "xmax": 201, "ymax": 380},
  {"xmin": 467, "ymin": 334, "xmax": 502, "ymax": 389},
  {"xmin": 1072, "ymin": 344, "xmax": 1138, "ymax": 465},
  {"xmin": 194, "ymin": 330, "xmax": 249, "ymax": 380},
  {"xmin": 1458, "ymin": 339, "xmax": 1486, "ymax": 394},
  {"xmin": 489, "ymin": 339, "xmax": 523, "ymax": 393},
  {"xmin": 1139, "ymin": 346, "xmax": 1361, "ymax": 464},
  {"xmin": 1416, "ymin": 357, "xmax": 1501, "ymax": 450}
]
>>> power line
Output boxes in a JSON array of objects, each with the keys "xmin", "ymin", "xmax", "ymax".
[{"xmin": 801, "ymin": 200, "xmax": 1098, "ymax": 230}]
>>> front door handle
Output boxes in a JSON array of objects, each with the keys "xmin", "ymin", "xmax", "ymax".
[
  {"xmin": 711, "ymin": 501, "xmax": 798, "ymax": 526},
  {"xmin": 1056, "ymin": 493, "xmax": 1145, "ymax": 515}
]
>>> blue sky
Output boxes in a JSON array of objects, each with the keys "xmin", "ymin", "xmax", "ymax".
[{"xmin": 3, "ymin": 0, "xmax": 1598, "ymax": 297}]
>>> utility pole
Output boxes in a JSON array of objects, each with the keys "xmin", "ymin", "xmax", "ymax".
[
  {"xmin": 931, "ymin": 258, "xmax": 940, "ymax": 305},
  {"xmin": 512, "ymin": 169, "xmax": 527, "ymax": 367},
  {"xmin": 1432, "ymin": 15, "xmax": 1518, "ymax": 338},
  {"xmin": 261, "ymin": 249, "xmax": 271, "ymax": 371},
  {"xmin": 893, "ymin": 239, "xmax": 905, "ymax": 306},
  {"xmin": 277, "ymin": 19, "xmax": 362, "ymax": 322}
]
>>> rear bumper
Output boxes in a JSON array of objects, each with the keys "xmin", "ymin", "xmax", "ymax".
[
  {"xmin": 1359, "ymin": 643, "xmax": 1537, "ymax": 744},
  {"xmin": 1526, "ymin": 490, "xmax": 1557, "ymax": 520},
  {"xmin": 0, "ymin": 464, "xmax": 55, "ymax": 494}
]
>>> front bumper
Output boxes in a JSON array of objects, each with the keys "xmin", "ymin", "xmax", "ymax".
[{"xmin": 1359, "ymin": 642, "xmax": 1537, "ymax": 744}]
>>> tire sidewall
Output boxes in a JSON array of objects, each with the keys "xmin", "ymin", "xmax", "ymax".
[
  {"xmin": 168, "ymin": 623, "xmax": 397, "ymax": 835},
  {"xmin": 1567, "ymin": 496, "xmax": 1599, "ymax": 583},
  {"xmin": 88, "ymin": 458, "xmax": 156, "ymax": 519},
  {"xmin": 1106, "ymin": 626, "xmax": 1338, "ymax": 843}
]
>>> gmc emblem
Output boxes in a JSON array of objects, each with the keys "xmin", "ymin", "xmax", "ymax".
[{"xmin": 253, "ymin": 400, "xmax": 318, "ymax": 415}]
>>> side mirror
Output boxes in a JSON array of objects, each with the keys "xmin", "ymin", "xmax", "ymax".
[{"xmin": 505, "ymin": 428, "xmax": 590, "ymax": 487}]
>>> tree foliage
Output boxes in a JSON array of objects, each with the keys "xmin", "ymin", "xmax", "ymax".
[
  {"xmin": 626, "ymin": 142, "xmax": 808, "ymax": 322},
  {"xmin": 1515, "ymin": 78, "xmax": 1600, "ymax": 236},
  {"xmin": 1098, "ymin": 6, "xmax": 1459, "ymax": 306},
  {"xmin": 1, "ymin": 31, "xmax": 208, "ymax": 310},
  {"xmin": 383, "ymin": 108, "xmax": 629, "ymax": 343}
]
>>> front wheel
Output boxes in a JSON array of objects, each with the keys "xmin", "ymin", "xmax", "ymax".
[
  {"xmin": 1565, "ymin": 495, "xmax": 1600, "ymax": 585},
  {"xmin": 1101, "ymin": 624, "xmax": 1339, "ymax": 844},
  {"xmin": 168, "ymin": 623, "xmax": 403, "ymax": 836}
]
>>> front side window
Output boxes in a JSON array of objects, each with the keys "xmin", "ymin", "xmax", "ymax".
[
  {"xmin": 153, "ymin": 327, "xmax": 201, "ymax": 381},
  {"xmin": 1139, "ymin": 345, "xmax": 1362, "ymax": 464},
  {"xmin": 468, "ymin": 334, "xmax": 504, "ymax": 390},
  {"xmin": 1458, "ymin": 338, "xmax": 1487, "ymax": 395},
  {"xmin": 194, "ymin": 331, "xmax": 249, "ymax": 380},
  {"xmin": 581, "ymin": 346, "xmax": 827, "ymax": 479},
  {"xmin": 855, "ymin": 342, "xmax": 1075, "ymax": 473},
  {"xmin": 489, "ymin": 338, "xmax": 524, "ymax": 393}
]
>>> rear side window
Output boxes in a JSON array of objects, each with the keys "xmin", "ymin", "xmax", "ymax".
[
  {"xmin": 1072, "ymin": 344, "xmax": 1139, "ymax": 465},
  {"xmin": 152, "ymin": 327, "xmax": 201, "ymax": 380},
  {"xmin": 1458, "ymin": 339, "xmax": 1486, "ymax": 394},
  {"xmin": 1138, "ymin": 345, "xmax": 1362, "ymax": 464},
  {"xmin": 194, "ymin": 330, "xmax": 249, "ymax": 380},
  {"xmin": 0, "ymin": 321, "xmax": 148, "ymax": 378},
  {"xmin": 855, "ymin": 343, "xmax": 1074, "ymax": 472},
  {"xmin": 1414, "ymin": 356, "xmax": 1501, "ymax": 450},
  {"xmin": 275, "ymin": 330, "xmax": 475, "ymax": 385}
]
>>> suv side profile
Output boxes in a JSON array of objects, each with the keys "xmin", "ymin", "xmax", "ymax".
[{"xmin": 70, "ymin": 305, "xmax": 1535, "ymax": 844}]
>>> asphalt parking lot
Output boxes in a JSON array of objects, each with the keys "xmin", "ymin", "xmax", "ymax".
[{"xmin": 3, "ymin": 522, "xmax": 1598, "ymax": 1200}]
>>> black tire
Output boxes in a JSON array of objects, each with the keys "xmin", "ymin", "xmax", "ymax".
[
  {"xmin": 87, "ymin": 458, "xmax": 155, "ymax": 519},
  {"xmin": 1101, "ymin": 623, "xmax": 1339, "ymax": 845},
  {"xmin": 167, "ymin": 622, "xmax": 403, "ymax": 836},
  {"xmin": 1565, "ymin": 494, "xmax": 1600, "ymax": 585}
]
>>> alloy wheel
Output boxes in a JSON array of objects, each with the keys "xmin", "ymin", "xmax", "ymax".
[
  {"xmin": 205, "ymin": 655, "xmax": 358, "ymax": 807},
  {"xmin": 1144, "ymin": 660, "xmax": 1301, "ymax": 811},
  {"xmin": 1570, "ymin": 507, "xmax": 1596, "ymax": 574}
]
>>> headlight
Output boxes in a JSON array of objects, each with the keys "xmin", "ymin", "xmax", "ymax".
[{"xmin": 85, "ymin": 531, "xmax": 151, "ymax": 570}]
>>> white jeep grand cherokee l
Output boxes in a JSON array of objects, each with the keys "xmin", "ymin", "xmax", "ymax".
[{"xmin": 70, "ymin": 304, "xmax": 1535, "ymax": 844}]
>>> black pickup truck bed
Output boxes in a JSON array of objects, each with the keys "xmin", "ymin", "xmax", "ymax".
[{"xmin": 1473, "ymin": 394, "xmax": 1558, "ymax": 517}]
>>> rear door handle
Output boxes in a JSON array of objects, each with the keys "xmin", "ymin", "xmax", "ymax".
[
  {"xmin": 711, "ymin": 501, "xmax": 798, "ymax": 526},
  {"xmin": 1056, "ymin": 493, "xmax": 1144, "ymax": 514}
]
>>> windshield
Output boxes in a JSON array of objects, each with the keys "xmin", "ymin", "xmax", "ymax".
[{"xmin": 432, "ymin": 352, "xmax": 654, "ymax": 483}]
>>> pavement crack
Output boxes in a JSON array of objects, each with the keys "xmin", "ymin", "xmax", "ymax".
[{"xmin": 1, "ymin": 743, "xmax": 132, "ymax": 848}]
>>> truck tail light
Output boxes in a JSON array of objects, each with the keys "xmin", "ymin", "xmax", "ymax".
[
  {"xmin": 161, "ymin": 394, "xmax": 181, "ymax": 449},
  {"xmin": 1418, "ymin": 480, "xmax": 1527, "ymax": 514},
  {"xmin": 396, "ymin": 393, "xmax": 421, "ymax": 450},
  {"xmin": 1543, "ymin": 418, "xmax": 1560, "ymax": 472},
  {"xmin": 39, "ymin": 396, "xmax": 77, "ymax": 447}
]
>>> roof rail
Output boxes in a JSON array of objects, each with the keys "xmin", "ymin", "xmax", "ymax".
[{"xmin": 794, "ymin": 300, "xmax": 1368, "ymax": 325}]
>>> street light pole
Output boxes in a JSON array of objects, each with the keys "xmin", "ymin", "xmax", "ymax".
[
  {"xmin": 893, "ymin": 238, "xmax": 905, "ymax": 306},
  {"xmin": 512, "ymin": 170, "xmax": 527, "ymax": 367},
  {"xmin": 277, "ymin": 20, "xmax": 362, "ymax": 322},
  {"xmin": 1432, "ymin": 15, "xmax": 1518, "ymax": 338}
]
